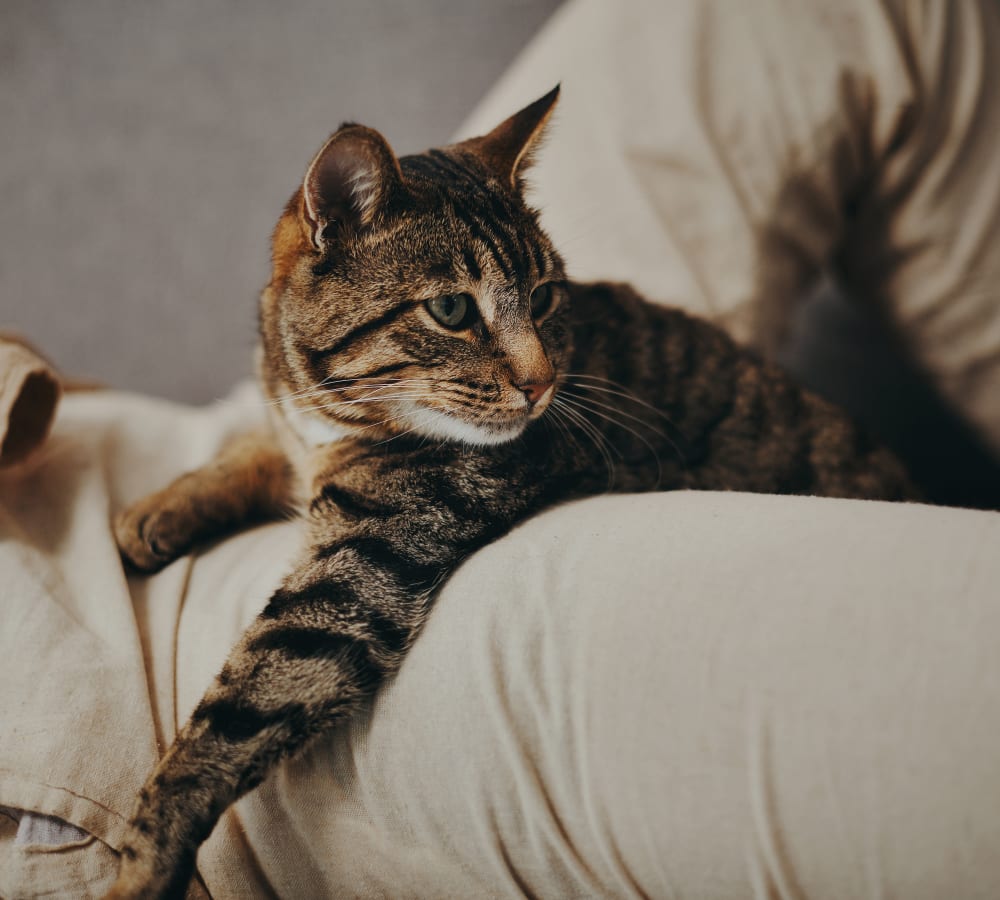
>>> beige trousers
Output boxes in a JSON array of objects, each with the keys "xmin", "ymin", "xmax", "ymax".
[{"xmin": 179, "ymin": 492, "xmax": 1000, "ymax": 900}]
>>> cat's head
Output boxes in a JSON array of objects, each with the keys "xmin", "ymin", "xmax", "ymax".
[{"xmin": 260, "ymin": 86, "xmax": 570, "ymax": 447}]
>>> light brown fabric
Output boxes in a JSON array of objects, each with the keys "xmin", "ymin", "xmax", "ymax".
[
  {"xmin": 0, "ymin": 383, "xmax": 253, "ymax": 899},
  {"xmin": 0, "ymin": 334, "xmax": 61, "ymax": 469}
]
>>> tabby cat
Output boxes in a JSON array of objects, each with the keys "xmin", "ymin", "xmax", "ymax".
[{"xmin": 107, "ymin": 86, "xmax": 915, "ymax": 898}]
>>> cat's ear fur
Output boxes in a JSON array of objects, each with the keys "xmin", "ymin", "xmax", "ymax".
[
  {"xmin": 459, "ymin": 85, "xmax": 560, "ymax": 192},
  {"xmin": 302, "ymin": 124, "xmax": 403, "ymax": 250}
]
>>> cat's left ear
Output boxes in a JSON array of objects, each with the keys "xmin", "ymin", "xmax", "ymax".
[
  {"xmin": 459, "ymin": 85, "xmax": 560, "ymax": 192},
  {"xmin": 301, "ymin": 124, "xmax": 403, "ymax": 250}
]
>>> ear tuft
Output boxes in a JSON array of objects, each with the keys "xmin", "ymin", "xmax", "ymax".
[
  {"xmin": 302, "ymin": 125, "xmax": 401, "ymax": 250},
  {"xmin": 458, "ymin": 85, "xmax": 560, "ymax": 191}
]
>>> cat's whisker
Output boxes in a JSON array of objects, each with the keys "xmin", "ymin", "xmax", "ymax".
[
  {"xmin": 551, "ymin": 397, "xmax": 618, "ymax": 490},
  {"xmin": 542, "ymin": 401, "xmax": 589, "ymax": 461},
  {"xmin": 353, "ymin": 411, "xmax": 407, "ymax": 435},
  {"xmin": 230, "ymin": 385, "xmax": 350, "ymax": 410},
  {"xmin": 265, "ymin": 376, "xmax": 426, "ymax": 407},
  {"xmin": 557, "ymin": 391, "xmax": 666, "ymax": 488},
  {"xmin": 554, "ymin": 397, "xmax": 622, "ymax": 464},
  {"xmin": 539, "ymin": 405, "xmax": 576, "ymax": 455},
  {"xmin": 547, "ymin": 408, "xmax": 593, "ymax": 479},
  {"xmin": 264, "ymin": 375, "xmax": 370, "ymax": 406},
  {"xmin": 560, "ymin": 375, "xmax": 687, "ymax": 469},
  {"xmin": 312, "ymin": 386, "xmax": 427, "ymax": 412},
  {"xmin": 302, "ymin": 394, "xmax": 426, "ymax": 409},
  {"xmin": 374, "ymin": 416, "xmax": 431, "ymax": 446},
  {"xmin": 561, "ymin": 387, "xmax": 669, "ymax": 440},
  {"xmin": 561, "ymin": 373, "xmax": 681, "ymax": 431},
  {"xmin": 324, "ymin": 400, "xmax": 426, "ymax": 437},
  {"xmin": 290, "ymin": 392, "xmax": 441, "ymax": 417},
  {"xmin": 560, "ymin": 385, "xmax": 685, "ymax": 470},
  {"xmin": 555, "ymin": 404, "xmax": 617, "ymax": 492}
]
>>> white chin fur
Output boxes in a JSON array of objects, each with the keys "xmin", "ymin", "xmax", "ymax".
[
  {"xmin": 282, "ymin": 402, "xmax": 351, "ymax": 447},
  {"xmin": 393, "ymin": 399, "xmax": 526, "ymax": 446}
]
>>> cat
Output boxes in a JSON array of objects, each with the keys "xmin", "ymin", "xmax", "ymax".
[{"xmin": 107, "ymin": 85, "xmax": 915, "ymax": 898}]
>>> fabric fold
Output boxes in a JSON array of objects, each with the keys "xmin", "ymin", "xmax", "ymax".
[{"xmin": 0, "ymin": 334, "xmax": 62, "ymax": 469}]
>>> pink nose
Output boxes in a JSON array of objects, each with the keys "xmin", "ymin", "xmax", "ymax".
[{"xmin": 517, "ymin": 380, "xmax": 554, "ymax": 406}]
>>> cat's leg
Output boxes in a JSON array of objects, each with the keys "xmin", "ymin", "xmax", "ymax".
[
  {"xmin": 114, "ymin": 429, "xmax": 291, "ymax": 573},
  {"xmin": 105, "ymin": 435, "xmax": 571, "ymax": 898},
  {"xmin": 104, "ymin": 537, "xmax": 442, "ymax": 899}
]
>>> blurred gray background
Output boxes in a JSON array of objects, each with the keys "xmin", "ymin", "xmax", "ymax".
[{"xmin": 0, "ymin": 0, "xmax": 562, "ymax": 402}]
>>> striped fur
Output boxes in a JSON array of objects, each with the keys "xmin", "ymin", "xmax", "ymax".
[{"xmin": 108, "ymin": 88, "xmax": 915, "ymax": 898}]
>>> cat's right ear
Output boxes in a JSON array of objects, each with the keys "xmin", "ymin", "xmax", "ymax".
[{"xmin": 301, "ymin": 125, "xmax": 402, "ymax": 251}]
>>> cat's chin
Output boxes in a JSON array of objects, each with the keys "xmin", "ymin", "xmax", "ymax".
[{"xmin": 393, "ymin": 400, "xmax": 527, "ymax": 447}]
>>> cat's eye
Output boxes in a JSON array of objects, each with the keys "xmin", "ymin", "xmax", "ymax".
[
  {"xmin": 426, "ymin": 293, "xmax": 478, "ymax": 330},
  {"xmin": 530, "ymin": 283, "xmax": 557, "ymax": 319}
]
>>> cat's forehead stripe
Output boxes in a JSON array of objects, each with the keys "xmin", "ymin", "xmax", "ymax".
[
  {"xmin": 448, "ymin": 196, "xmax": 534, "ymax": 284},
  {"xmin": 401, "ymin": 150, "xmax": 533, "ymax": 284},
  {"xmin": 306, "ymin": 298, "xmax": 414, "ymax": 364},
  {"xmin": 530, "ymin": 242, "xmax": 548, "ymax": 280},
  {"xmin": 425, "ymin": 258, "xmax": 456, "ymax": 280},
  {"xmin": 461, "ymin": 247, "xmax": 482, "ymax": 282},
  {"xmin": 449, "ymin": 200, "xmax": 515, "ymax": 282}
]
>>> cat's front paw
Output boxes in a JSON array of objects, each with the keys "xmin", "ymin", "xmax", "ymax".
[
  {"xmin": 103, "ymin": 852, "xmax": 193, "ymax": 900},
  {"xmin": 103, "ymin": 878, "xmax": 146, "ymax": 900},
  {"xmin": 114, "ymin": 493, "xmax": 198, "ymax": 574}
]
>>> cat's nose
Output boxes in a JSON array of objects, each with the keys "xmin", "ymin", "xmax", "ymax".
[{"xmin": 517, "ymin": 379, "xmax": 554, "ymax": 406}]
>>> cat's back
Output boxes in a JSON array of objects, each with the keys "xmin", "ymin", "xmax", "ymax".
[{"xmin": 565, "ymin": 280, "xmax": 918, "ymax": 502}]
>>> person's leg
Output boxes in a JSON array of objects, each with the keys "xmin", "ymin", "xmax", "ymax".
[{"xmin": 187, "ymin": 492, "xmax": 1000, "ymax": 899}]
